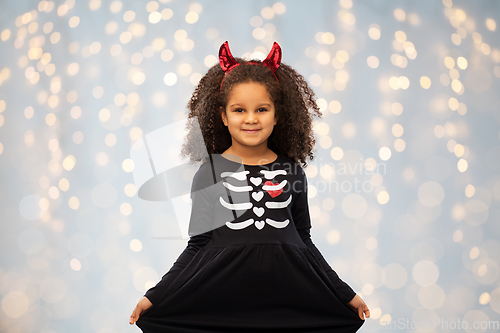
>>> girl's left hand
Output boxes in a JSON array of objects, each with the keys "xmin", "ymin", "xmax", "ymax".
[
  {"xmin": 347, "ymin": 294, "xmax": 370, "ymax": 320},
  {"xmin": 129, "ymin": 296, "xmax": 153, "ymax": 325}
]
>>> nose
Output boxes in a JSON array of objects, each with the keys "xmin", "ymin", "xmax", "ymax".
[{"xmin": 244, "ymin": 110, "xmax": 258, "ymax": 123}]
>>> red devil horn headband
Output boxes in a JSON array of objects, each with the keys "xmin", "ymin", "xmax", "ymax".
[{"xmin": 218, "ymin": 41, "xmax": 282, "ymax": 92}]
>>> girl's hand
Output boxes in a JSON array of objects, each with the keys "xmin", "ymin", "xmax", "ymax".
[
  {"xmin": 347, "ymin": 294, "xmax": 370, "ymax": 321},
  {"xmin": 129, "ymin": 296, "xmax": 153, "ymax": 325}
]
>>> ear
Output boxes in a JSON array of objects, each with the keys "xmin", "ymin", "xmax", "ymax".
[
  {"xmin": 220, "ymin": 106, "xmax": 227, "ymax": 126},
  {"xmin": 273, "ymin": 113, "xmax": 278, "ymax": 126}
]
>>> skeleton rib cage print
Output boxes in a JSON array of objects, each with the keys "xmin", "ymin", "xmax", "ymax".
[
  {"xmin": 183, "ymin": 153, "xmax": 307, "ymax": 238},
  {"xmin": 220, "ymin": 168, "xmax": 292, "ymax": 231}
]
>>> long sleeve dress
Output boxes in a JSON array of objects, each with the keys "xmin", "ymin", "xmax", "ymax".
[{"xmin": 136, "ymin": 154, "xmax": 365, "ymax": 332}]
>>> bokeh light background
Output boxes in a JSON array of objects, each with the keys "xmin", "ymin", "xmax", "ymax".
[{"xmin": 1, "ymin": 0, "xmax": 500, "ymax": 332}]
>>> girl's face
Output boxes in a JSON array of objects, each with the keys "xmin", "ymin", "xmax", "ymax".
[{"xmin": 221, "ymin": 81, "xmax": 277, "ymax": 152}]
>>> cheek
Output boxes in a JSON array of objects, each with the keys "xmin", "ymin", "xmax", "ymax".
[
  {"xmin": 230, "ymin": 117, "xmax": 238, "ymax": 124},
  {"xmin": 226, "ymin": 119, "xmax": 239, "ymax": 131}
]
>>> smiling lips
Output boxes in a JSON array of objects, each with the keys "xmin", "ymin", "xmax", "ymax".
[{"xmin": 242, "ymin": 129, "xmax": 260, "ymax": 133}]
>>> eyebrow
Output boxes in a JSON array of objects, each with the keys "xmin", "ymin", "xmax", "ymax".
[{"xmin": 229, "ymin": 103, "xmax": 272, "ymax": 107}]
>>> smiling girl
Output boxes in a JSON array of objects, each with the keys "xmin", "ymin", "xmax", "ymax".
[
  {"xmin": 130, "ymin": 41, "xmax": 369, "ymax": 332},
  {"xmin": 220, "ymin": 81, "xmax": 278, "ymax": 165}
]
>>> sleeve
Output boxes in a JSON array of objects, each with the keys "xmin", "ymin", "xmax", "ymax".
[
  {"xmin": 143, "ymin": 163, "xmax": 215, "ymax": 305},
  {"xmin": 292, "ymin": 166, "xmax": 358, "ymax": 305}
]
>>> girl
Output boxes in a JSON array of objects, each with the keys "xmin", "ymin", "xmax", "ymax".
[{"xmin": 130, "ymin": 41, "xmax": 370, "ymax": 332}]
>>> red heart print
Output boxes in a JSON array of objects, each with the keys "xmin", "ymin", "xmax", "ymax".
[{"xmin": 264, "ymin": 181, "xmax": 282, "ymax": 198}]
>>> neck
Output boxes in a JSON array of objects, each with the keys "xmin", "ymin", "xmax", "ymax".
[{"xmin": 223, "ymin": 142, "xmax": 277, "ymax": 164}]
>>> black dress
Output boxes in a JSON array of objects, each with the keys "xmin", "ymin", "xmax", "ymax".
[{"xmin": 136, "ymin": 154, "xmax": 365, "ymax": 332}]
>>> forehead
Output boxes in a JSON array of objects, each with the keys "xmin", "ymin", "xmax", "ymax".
[{"xmin": 227, "ymin": 82, "xmax": 272, "ymax": 102}]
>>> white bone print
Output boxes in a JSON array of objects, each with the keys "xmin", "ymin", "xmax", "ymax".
[
  {"xmin": 262, "ymin": 180, "xmax": 287, "ymax": 191},
  {"xmin": 223, "ymin": 182, "xmax": 252, "ymax": 192},
  {"xmin": 226, "ymin": 218, "xmax": 254, "ymax": 230},
  {"xmin": 252, "ymin": 191, "xmax": 264, "ymax": 202},
  {"xmin": 221, "ymin": 170, "xmax": 249, "ymax": 181},
  {"xmin": 254, "ymin": 220, "xmax": 265, "ymax": 230},
  {"xmin": 253, "ymin": 207, "xmax": 264, "ymax": 217},
  {"xmin": 265, "ymin": 218, "xmax": 289, "ymax": 228},
  {"xmin": 250, "ymin": 177, "xmax": 262, "ymax": 186},
  {"xmin": 260, "ymin": 169, "xmax": 287, "ymax": 179},
  {"xmin": 219, "ymin": 197, "xmax": 252, "ymax": 210},
  {"xmin": 265, "ymin": 194, "xmax": 292, "ymax": 208}
]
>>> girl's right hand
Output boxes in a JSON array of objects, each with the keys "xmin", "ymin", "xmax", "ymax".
[
  {"xmin": 347, "ymin": 294, "xmax": 370, "ymax": 321},
  {"xmin": 129, "ymin": 296, "xmax": 153, "ymax": 325}
]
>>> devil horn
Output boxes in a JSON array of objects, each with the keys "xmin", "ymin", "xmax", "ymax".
[
  {"xmin": 219, "ymin": 41, "xmax": 239, "ymax": 72},
  {"xmin": 262, "ymin": 42, "xmax": 282, "ymax": 73}
]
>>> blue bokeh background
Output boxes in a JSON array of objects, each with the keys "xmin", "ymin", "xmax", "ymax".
[{"xmin": 1, "ymin": 0, "xmax": 500, "ymax": 332}]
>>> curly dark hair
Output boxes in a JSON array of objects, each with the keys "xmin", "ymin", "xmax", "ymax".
[{"xmin": 180, "ymin": 55, "xmax": 322, "ymax": 168}]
